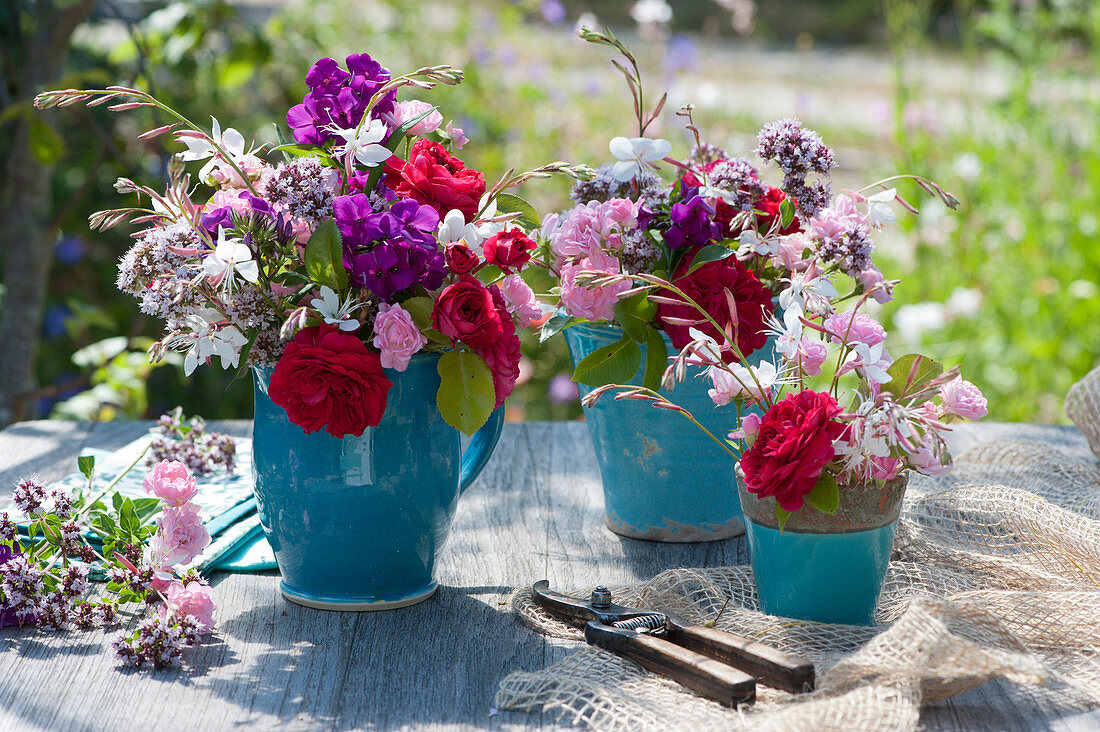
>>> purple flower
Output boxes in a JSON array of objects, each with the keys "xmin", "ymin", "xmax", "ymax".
[
  {"xmin": 665, "ymin": 193, "xmax": 722, "ymax": 249},
  {"xmin": 547, "ymin": 374, "xmax": 579, "ymax": 404},
  {"xmin": 346, "ymin": 242, "xmax": 445, "ymax": 300},
  {"xmin": 287, "ymin": 54, "xmax": 397, "ymax": 146},
  {"xmin": 0, "ymin": 545, "xmax": 21, "ymax": 628},
  {"xmin": 199, "ymin": 206, "xmax": 234, "ymax": 241},
  {"xmin": 337, "ymin": 196, "xmax": 445, "ymax": 300},
  {"xmin": 756, "ymin": 118, "xmax": 835, "ymax": 179}
]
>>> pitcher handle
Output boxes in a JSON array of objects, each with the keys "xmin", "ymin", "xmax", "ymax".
[{"xmin": 459, "ymin": 406, "xmax": 505, "ymax": 494}]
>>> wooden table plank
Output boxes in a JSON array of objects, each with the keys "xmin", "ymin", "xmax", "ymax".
[{"xmin": 0, "ymin": 419, "xmax": 1095, "ymax": 731}]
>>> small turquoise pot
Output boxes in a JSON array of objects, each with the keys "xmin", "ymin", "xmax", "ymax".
[
  {"xmin": 564, "ymin": 322, "xmax": 772, "ymax": 542},
  {"xmin": 738, "ymin": 469, "xmax": 908, "ymax": 626},
  {"xmin": 251, "ymin": 354, "xmax": 504, "ymax": 611}
]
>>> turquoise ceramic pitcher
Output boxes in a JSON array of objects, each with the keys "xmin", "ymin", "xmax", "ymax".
[
  {"xmin": 565, "ymin": 322, "xmax": 773, "ymax": 542},
  {"xmin": 251, "ymin": 353, "xmax": 504, "ymax": 611}
]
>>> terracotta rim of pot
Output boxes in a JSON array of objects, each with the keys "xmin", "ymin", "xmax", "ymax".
[{"xmin": 736, "ymin": 464, "xmax": 908, "ymax": 534}]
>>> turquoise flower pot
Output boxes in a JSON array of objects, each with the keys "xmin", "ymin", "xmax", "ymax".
[
  {"xmin": 564, "ymin": 322, "xmax": 772, "ymax": 542},
  {"xmin": 251, "ymin": 354, "xmax": 504, "ymax": 611},
  {"xmin": 738, "ymin": 470, "xmax": 908, "ymax": 626}
]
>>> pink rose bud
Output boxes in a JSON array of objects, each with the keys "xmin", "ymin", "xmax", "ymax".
[
  {"xmin": 445, "ymin": 121, "xmax": 468, "ymax": 149},
  {"xmin": 372, "ymin": 302, "xmax": 428, "ymax": 372},
  {"xmin": 143, "ymin": 460, "xmax": 198, "ymax": 507},
  {"xmin": 499, "ymin": 274, "xmax": 542, "ymax": 327},
  {"xmin": 390, "ymin": 100, "xmax": 443, "ymax": 137}
]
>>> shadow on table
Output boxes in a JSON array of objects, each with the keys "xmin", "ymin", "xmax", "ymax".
[{"xmin": 202, "ymin": 584, "xmax": 551, "ymax": 730}]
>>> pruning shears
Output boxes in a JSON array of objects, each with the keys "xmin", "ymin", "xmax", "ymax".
[{"xmin": 531, "ymin": 579, "xmax": 815, "ymax": 707}]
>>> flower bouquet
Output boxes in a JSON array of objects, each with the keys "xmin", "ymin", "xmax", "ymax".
[
  {"xmin": 580, "ymin": 131, "xmax": 988, "ymax": 623},
  {"xmin": 533, "ymin": 27, "xmax": 933, "ymax": 541},
  {"xmin": 37, "ymin": 51, "xmax": 586, "ymax": 610}
]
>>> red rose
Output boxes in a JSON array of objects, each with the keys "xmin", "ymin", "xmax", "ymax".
[
  {"xmin": 656, "ymin": 248, "xmax": 773, "ymax": 363},
  {"xmin": 268, "ymin": 325, "xmax": 393, "ymax": 438},
  {"xmin": 383, "ymin": 139, "xmax": 485, "ymax": 223},
  {"xmin": 474, "ymin": 286, "xmax": 522, "ymax": 408},
  {"xmin": 445, "ymin": 242, "xmax": 480, "ymax": 275},
  {"xmin": 483, "ymin": 228, "xmax": 536, "ymax": 272},
  {"xmin": 740, "ymin": 391, "xmax": 846, "ymax": 512},
  {"xmin": 755, "ymin": 186, "xmax": 801, "ymax": 236},
  {"xmin": 431, "ymin": 274, "xmax": 503, "ymax": 347}
]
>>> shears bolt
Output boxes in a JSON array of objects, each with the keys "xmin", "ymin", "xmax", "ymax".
[{"xmin": 591, "ymin": 586, "xmax": 612, "ymax": 608}]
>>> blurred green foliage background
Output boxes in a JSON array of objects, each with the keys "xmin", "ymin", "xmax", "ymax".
[{"xmin": 2, "ymin": 0, "xmax": 1099, "ymax": 425}]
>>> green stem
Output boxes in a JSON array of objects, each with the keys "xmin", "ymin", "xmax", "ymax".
[{"xmin": 75, "ymin": 444, "xmax": 152, "ymax": 522}]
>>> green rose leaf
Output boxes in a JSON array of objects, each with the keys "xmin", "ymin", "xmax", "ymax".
[
  {"xmin": 684, "ymin": 242, "xmax": 737, "ymax": 276},
  {"xmin": 493, "ymin": 193, "xmax": 540, "ymax": 230},
  {"xmin": 540, "ymin": 313, "xmax": 579, "ymax": 343},
  {"xmin": 571, "ymin": 333, "xmax": 641, "ymax": 387},
  {"xmin": 305, "ymin": 220, "xmax": 348, "ymax": 292},
  {"xmin": 613, "ymin": 292, "xmax": 657, "ymax": 343},
  {"xmin": 642, "ymin": 326, "xmax": 668, "ymax": 392},
  {"xmin": 401, "ymin": 296, "xmax": 435, "ymax": 331},
  {"xmin": 437, "ymin": 350, "xmax": 496, "ymax": 436},
  {"xmin": 804, "ymin": 471, "xmax": 840, "ymax": 514},
  {"xmin": 885, "ymin": 353, "xmax": 944, "ymax": 399}
]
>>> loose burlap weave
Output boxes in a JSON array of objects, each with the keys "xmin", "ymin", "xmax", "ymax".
[{"xmin": 495, "ymin": 369, "xmax": 1100, "ymax": 730}]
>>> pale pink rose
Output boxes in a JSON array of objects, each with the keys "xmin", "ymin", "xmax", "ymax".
[
  {"xmin": 389, "ymin": 100, "xmax": 443, "ymax": 137},
  {"xmin": 824, "ymin": 311, "xmax": 887, "ymax": 347},
  {"xmin": 209, "ymin": 154, "xmax": 268, "ymax": 189},
  {"xmin": 558, "ymin": 255, "xmax": 629, "ymax": 322},
  {"xmin": 500, "ymin": 274, "xmax": 542, "ymax": 326},
  {"xmin": 867, "ymin": 454, "xmax": 905, "ymax": 481},
  {"xmin": 445, "ymin": 121, "xmax": 468, "ymax": 149},
  {"xmin": 372, "ymin": 303, "xmax": 427, "ymax": 372},
  {"xmin": 807, "ymin": 194, "xmax": 866, "ymax": 242},
  {"xmin": 150, "ymin": 503, "xmax": 210, "ymax": 568},
  {"xmin": 289, "ymin": 219, "xmax": 314, "ymax": 247},
  {"xmin": 771, "ymin": 233, "xmax": 813, "ymax": 272},
  {"xmin": 939, "ymin": 376, "xmax": 988, "ymax": 421},
  {"xmin": 549, "ymin": 198, "xmax": 639, "ymax": 266},
  {"xmin": 795, "ymin": 338, "xmax": 829, "ymax": 376},
  {"xmin": 162, "ymin": 580, "xmax": 217, "ymax": 633},
  {"xmin": 209, "ymin": 188, "xmax": 254, "ymax": 216},
  {"xmin": 143, "ymin": 460, "xmax": 198, "ymax": 507}
]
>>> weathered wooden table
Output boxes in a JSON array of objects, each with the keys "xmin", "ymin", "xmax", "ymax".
[{"xmin": 0, "ymin": 419, "xmax": 1094, "ymax": 730}]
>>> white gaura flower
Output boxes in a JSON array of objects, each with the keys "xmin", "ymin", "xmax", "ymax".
[
  {"xmin": 203, "ymin": 228, "xmax": 259, "ymax": 296},
  {"xmin": 310, "ymin": 285, "xmax": 360, "ymax": 331},
  {"xmin": 330, "ymin": 119, "xmax": 391, "ymax": 168},
  {"xmin": 866, "ymin": 188, "xmax": 898, "ymax": 228},
  {"xmin": 175, "ymin": 117, "xmax": 247, "ymax": 182},
  {"xmin": 778, "ymin": 270, "xmax": 838, "ymax": 325},
  {"xmin": 437, "ymin": 194, "xmax": 501, "ymax": 253},
  {"xmin": 707, "ymin": 361, "xmax": 778, "ymax": 407},
  {"xmin": 182, "ymin": 308, "xmax": 250, "ymax": 376},
  {"xmin": 609, "ymin": 136, "xmax": 672, "ymax": 182},
  {"xmin": 842, "ymin": 341, "xmax": 893, "ymax": 385}
]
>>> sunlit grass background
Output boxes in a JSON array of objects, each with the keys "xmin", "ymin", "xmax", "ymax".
[{"xmin": 19, "ymin": 0, "xmax": 1100, "ymax": 424}]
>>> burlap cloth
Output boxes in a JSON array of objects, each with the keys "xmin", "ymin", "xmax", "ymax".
[{"xmin": 495, "ymin": 369, "xmax": 1100, "ymax": 730}]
